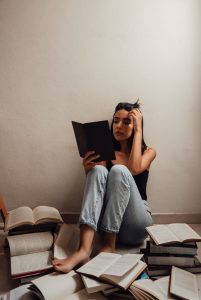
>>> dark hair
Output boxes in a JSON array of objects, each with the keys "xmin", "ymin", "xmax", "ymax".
[{"xmin": 111, "ymin": 100, "xmax": 147, "ymax": 153}]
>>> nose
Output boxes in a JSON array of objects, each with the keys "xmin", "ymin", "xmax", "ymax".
[{"xmin": 116, "ymin": 121, "xmax": 123, "ymax": 128}]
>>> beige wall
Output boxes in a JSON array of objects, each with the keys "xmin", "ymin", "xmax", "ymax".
[{"xmin": 0, "ymin": 0, "xmax": 200, "ymax": 215}]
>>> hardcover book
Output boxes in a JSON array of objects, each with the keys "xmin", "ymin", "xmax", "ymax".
[{"xmin": 72, "ymin": 120, "xmax": 116, "ymax": 162}]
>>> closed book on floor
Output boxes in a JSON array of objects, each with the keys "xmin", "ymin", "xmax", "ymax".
[
  {"xmin": 146, "ymin": 240, "xmax": 198, "ymax": 256},
  {"xmin": 147, "ymin": 257, "xmax": 201, "ymax": 277},
  {"xmin": 145, "ymin": 253, "xmax": 197, "ymax": 267}
]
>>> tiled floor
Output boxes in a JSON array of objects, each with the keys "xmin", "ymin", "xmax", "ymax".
[{"xmin": 0, "ymin": 224, "xmax": 201, "ymax": 299}]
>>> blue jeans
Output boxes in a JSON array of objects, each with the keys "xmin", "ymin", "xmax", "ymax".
[{"xmin": 79, "ymin": 165, "xmax": 153, "ymax": 245}]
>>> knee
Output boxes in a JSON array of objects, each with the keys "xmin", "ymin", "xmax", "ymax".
[
  {"xmin": 109, "ymin": 164, "xmax": 130, "ymax": 181},
  {"xmin": 88, "ymin": 165, "xmax": 108, "ymax": 181}
]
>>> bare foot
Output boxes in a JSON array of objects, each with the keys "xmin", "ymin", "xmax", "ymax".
[{"xmin": 52, "ymin": 249, "xmax": 89, "ymax": 273}]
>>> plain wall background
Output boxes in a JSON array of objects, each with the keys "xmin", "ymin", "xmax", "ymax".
[{"xmin": 0, "ymin": 0, "xmax": 200, "ymax": 214}]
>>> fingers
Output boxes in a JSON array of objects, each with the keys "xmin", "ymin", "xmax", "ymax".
[{"xmin": 82, "ymin": 151, "xmax": 101, "ymax": 172}]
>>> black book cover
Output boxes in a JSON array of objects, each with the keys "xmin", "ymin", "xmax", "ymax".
[{"xmin": 72, "ymin": 120, "xmax": 116, "ymax": 162}]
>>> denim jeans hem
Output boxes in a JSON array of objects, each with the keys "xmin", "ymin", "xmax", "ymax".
[
  {"xmin": 79, "ymin": 221, "xmax": 97, "ymax": 231},
  {"xmin": 100, "ymin": 226, "xmax": 119, "ymax": 234}
]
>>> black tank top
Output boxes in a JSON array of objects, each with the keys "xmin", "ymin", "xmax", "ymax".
[{"xmin": 106, "ymin": 161, "xmax": 149, "ymax": 200}]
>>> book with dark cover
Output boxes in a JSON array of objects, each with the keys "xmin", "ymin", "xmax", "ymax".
[
  {"xmin": 145, "ymin": 253, "xmax": 197, "ymax": 267},
  {"xmin": 146, "ymin": 240, "xmax": 198, "ymax": 256},
  {"xmin": 146, "ymin": 258, "xmax": 201, "ymax": 277},
  {"xmin": 72, "ymin": 120, "xmax": 116, "ymax": 162}
]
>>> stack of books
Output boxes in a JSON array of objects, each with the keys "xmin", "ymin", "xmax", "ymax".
[
  {"xmin": 143, "ymin": 223, "xmax": 201, "ymax": 278},
  {"xmin": 0, "ymin": 195, "xmax": 64, "ymax": 279}
]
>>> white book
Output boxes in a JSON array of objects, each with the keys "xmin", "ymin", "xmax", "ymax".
[
  {"xmin": 146, "ymin": 223, "xmax": 201, "ymax": 245},
  {"xmin": 170, "ymin": 266, "xmax": 201, "ymax": 300},
  {"xmin": 5, "ymin": 205, "xmax": 63, "ymax": 231},
  {"xmin": 7, "ymin": 232, "xmax": 54, "ymax": 278},
  {"xmin": 29, "ymin": 270, "xmax": 107, "ymax": 300},
  {"xmin": 77, "ymin": 252, "xmax": 146, "ymax": 289},
  {"xmin": 130, "ymin": 276, "xmax": 175, "ymax": 300},
  {"xmin": 81, "ymin": 275, "xmax": 113, "ymax": 293}
]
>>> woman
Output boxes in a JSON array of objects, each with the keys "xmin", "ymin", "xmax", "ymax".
[{"xmin": 52, "ymin": 101, "xmax": 156, "ymax": 272}]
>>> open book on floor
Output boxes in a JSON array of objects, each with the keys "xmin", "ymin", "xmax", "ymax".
[
  {"xmin": 7, "ymin": 224, "xmax": 81, "ymax": 279},
  {"xmin": 0, "ymin": 196, "xmax": 63, "ymax": 234},
  {"xmin": 170, "ymin": 266, "xmax": 201, "ymax": 300},
  {"xmin": 129, "ymin": 276, "xmax": 173, "ymax": 300},
  {"xmin": 29, "ymin": 270, "xmax": 107, "ymax": 300},
  {"xmin": 76, "ymin": 252, "xmax": 146, "ymax": 290},
  {"xmin": 7, "ymin": 232, "xmax": 54, "ymax": 278},
  {"xmin": 146, "ymin": 223, "xmax": 201, "ymax": 245}
]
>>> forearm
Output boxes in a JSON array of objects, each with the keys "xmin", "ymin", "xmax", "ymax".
[{"xmin": 128, "ymin": 130, "xmax": 142, "ymax": 174}]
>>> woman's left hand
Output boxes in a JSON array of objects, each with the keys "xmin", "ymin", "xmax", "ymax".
[{"xmin": 128, "ymin": 109, "xmax": 142, "ymax": 132}]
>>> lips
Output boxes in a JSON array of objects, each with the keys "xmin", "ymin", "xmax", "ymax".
[{"xmin": 115, "ymin": 131, "xmax": 124, "ymax": 136}]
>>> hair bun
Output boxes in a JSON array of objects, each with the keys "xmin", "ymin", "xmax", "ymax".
[{"xmin": 133, "ymin": 99, "xmax": 141, "ymax": 109}]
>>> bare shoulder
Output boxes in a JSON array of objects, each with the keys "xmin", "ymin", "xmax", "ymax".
[{"xmin": 144, "ymin": 147, "xmax": 157, "ymax": 160}]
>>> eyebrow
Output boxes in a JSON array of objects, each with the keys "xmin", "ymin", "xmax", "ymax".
[{"xmin": 113, "ymin": 117, "xmax": 131, "ymax": 121}]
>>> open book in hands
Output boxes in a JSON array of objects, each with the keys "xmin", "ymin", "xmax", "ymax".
[
  {"xmin": 72, "ymin": 120, "xmax": 116, "ymax": 162},
  {"xmin": 5, "ymin": 205, "xmax": 63, "ymax": 232},
  {"xmin": 76, "ymin": 252, "xmax": 146, "ymax": 290},
  {"xmin": 146, "ymin": 223, "xmax": 201, "ymax": 245}
]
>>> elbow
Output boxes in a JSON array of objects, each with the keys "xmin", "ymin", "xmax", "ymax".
[{"xmin": 129, "ymin": 166, "xmax": 142, "ymax": 175}]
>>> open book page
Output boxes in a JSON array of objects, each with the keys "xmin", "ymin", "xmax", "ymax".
[
  {"xmin": 168, "ymin": 223, "xmax": 201, "ymax": 242},
  {"xmin": 105, "ymin": 260, "xmax": 147, "ymax": 290},
  {"xmin": 66, "ymin": 288, "xmax": 107, "ymax": 300},
  {"xmin": 154, "ymin": 276, "xmax": 175, "ymax": 299},
  {"xmin": 7, "ymin": 232, "xmax": 53, "ymax": 256},
  {"xmin": 5, "ymin": 207, "xmax": 34, "ymax": 231},
  {"xmin": 11, "ymin": 250, "xmax": 52, "ymax": 276},
  {"xmin": 3, "ymin": 284, "xmax": 35, "ymax": 300},
  {"xmin": 31, "ymin": 271, "xmax": 84, "ymax": 300},
  {"xmin": 146, "ymin": 225, "xmax": 180, "ymax": 245},
  {"xmin": 33, "ymin": 206, "xmax": 63, "ymax": 224},
  {"xmin": 81, "ymin": 275, "xmax": 113, "ymax": 293},
  {"xmin": 77, "ymin": 252, "xmax": 121, "ymax": 277},
  {"xmin": 130, "ymin": 277, "xmax": 173, "ymax": 300},
  {"xmin": 132, "ymin": 287, "xmax": 156, "ymax": 300},
  {"xmin": 54, "ymin": 224, "xmax": 79, "ymax": 259},
  {"xmin": 197, "ymin": 274, "xmax": 201, "ymax": 299},
  {"xmin": 170, "ymin": 266, "xmax": 199, "ymax": 300},
  {"xmin": 102, "ymin": 254, "xmax": 143, "ymax": 277}
]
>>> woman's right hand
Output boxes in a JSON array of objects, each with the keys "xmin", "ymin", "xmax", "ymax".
[{"xmin": 82, "ymin": 151, "xmax": 101, "ymax": 174}]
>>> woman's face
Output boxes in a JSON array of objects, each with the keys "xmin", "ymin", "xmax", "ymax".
[{"xmin": 113, "ymin": 109, "xmax": 134, "ymax": 142}]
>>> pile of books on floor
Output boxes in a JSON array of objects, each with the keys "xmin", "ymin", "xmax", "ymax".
[
  {"xmin": 0, "ymin": 196, "xmax": 81, "ymax": 280},
  {"xmin": 142, "ymin": 223, "xmax": 201, "ymax": 279},
  {"xmin": 129, "ymin": 265, "xmax": 201, "ymax": 300}
]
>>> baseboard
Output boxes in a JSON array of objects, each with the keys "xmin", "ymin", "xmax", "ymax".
[
  {"xmin": 61, "ymin": 212, "xmax": 201, "ymax": 224},
  {"xmin": 152, "ymin": 213, "xmax": 201, "ymax": 224}
]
